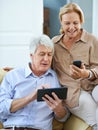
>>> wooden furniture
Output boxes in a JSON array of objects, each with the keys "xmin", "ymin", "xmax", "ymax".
[{"xmin": 43, "ymin": 7, "xmax": 50, "ymax": 36}]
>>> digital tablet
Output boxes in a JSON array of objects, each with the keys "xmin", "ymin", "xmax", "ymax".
[{"xmin": 37, "ymin": 87, "xmax": 68, "ymax": 101}]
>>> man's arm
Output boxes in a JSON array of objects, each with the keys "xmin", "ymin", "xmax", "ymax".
[{"xmin": 10, "ymin": 91, "xmax": 37, "ymax": 112}]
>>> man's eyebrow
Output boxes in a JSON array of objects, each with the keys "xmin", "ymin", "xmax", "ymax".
[{"xmin": 39, "ymin": 51, "xmax": 52, "ymax": 53}]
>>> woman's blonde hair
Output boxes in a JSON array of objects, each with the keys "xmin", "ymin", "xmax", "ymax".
[{"xmin": 59, "ymin": 3, "xmax": 84, "ymax": 34}]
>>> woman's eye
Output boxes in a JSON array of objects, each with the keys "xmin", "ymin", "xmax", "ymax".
[
  {"xmin": 65, "ymin": 22, "xmax": 70, "ymax": 25},
  {"xmin": 74, "ymin": 22, "xmax": 79, "ymax": 25}
]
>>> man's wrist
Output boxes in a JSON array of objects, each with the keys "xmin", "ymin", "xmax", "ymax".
[
  {"xmin": 54, "ymin": 106, "xmax": 67, "ymax": 119},
  {"xmin": 55, "ymin": 107, "xmax": 70, "ymax": 122}
]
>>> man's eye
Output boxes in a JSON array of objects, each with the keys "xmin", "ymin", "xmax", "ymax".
[
  {"xmin": 40, "ymin": 53, "xmax": 45, "ymax": 56},
  {"xmin": 48, "ymin": 53, "xmax": 52, "ymax": 56}
]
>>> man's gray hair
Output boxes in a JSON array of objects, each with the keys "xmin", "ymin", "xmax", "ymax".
[{"xmin": 29, "ymin": 34, "xmax": 54, "ymax": 54}]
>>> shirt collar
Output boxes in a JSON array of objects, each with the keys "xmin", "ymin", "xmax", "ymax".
[
  {"xmin": 80, "ymin": 29, "xmax": 90, "ymax": 43},
  {"xmin": 66, "ymin": 29, "xmax": 90, "ymax": 44},
  {"xmin": 53, "ymin": 29, "xmax": 90, "ymax": 44},
  {"xmin": 25, "ymin": 63, "xmax": 32, "ymax": 78},
  {"xmin": 25, "ymin": 63, "xmax": 54, "ymax": 78}
]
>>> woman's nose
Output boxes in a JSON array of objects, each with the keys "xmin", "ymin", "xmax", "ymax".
[{"xmin": 69, "ymin": 24, "xmax": 75, "ymax": 29}]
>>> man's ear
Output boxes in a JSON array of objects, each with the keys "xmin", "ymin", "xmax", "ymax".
[
  {"xmin": 30, "ymin": 53, "xmax": 34, "ymax": 60},
  {"xmin": 30, "ymin": 53, "xmax": 32, "ymax": 56},
  {"xmin": 30, "ymin": 53, "xmax": 33, "ymax": 57}
]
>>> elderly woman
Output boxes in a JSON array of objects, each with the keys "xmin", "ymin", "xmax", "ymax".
[{"xmin": 52, "ymin": 3, "xmax": 98, "ymax": 130}]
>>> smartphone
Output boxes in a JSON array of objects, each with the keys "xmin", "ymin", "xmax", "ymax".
[
  {"xmin": 37, "ymin": 87, "xmax": 68, "ymax": 101},
  {"xmin": 73, "ymin": 60, "xmax": 82, "ymax": 68}
]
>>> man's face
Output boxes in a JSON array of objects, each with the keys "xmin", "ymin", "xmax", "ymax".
[{"xmin": 30, "ymin": 45, "xmax": 53, "ymax": 76}]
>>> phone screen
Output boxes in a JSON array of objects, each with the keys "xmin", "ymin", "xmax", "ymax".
[{"xmin": 73, "ymin": 60, "xmax": 82, "ymax": 68}]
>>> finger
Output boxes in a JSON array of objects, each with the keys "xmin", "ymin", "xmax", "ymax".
[
  {"xmin": 51, "ymin": 92, "xmax": 61, "ymax": 101},
  {"xmin": 73, "ymin": 66, "xmax": 81, "ymax": 72},
  {"xmin": 42, "ymin": 96, "xmax": 50, "ymax": 104},
  {"xmin": 42, "ymin": 96, "xmax": 55, "ymax": 109},
  {"xmin": 42, "ymin": 84, "xmax": 50, "ymax": 89},
  {"xmin": 44, "ymin": 94, "xmax": 54, "ymax": 103},
  {"xmin": 43, "ymin": 94, "xmax": 59, "ymax": 106},
  {"xmin": 81, "ymin": 63, "xmax": 85, "ymax": 69}
]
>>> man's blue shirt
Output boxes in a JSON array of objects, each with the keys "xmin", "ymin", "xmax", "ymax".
[{"xmin": 0, "ymin": 64, "xmax": 61, "ymax": 130}]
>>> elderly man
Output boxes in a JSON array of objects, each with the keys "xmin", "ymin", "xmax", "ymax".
[{"xmin": 0, "ymin": 34, "xmax": 69, "ymax": 130}]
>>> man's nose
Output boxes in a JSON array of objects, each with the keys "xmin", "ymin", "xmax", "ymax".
[{"xmin": 44, "ymin": 55, "xmax": 49, "ymax": 60}]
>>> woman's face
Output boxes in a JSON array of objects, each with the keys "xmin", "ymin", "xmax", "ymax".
[{"xmin": 61, "ymin": 12, "xmax": 82, "ymax": 38}]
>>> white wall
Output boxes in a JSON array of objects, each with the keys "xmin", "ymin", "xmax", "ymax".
[
  {"xmin": 92, "ymin": 0, "xmax": 98, "ymax": 37},
  {"xmin": 0, "ymin": 0, "xmax": 43, "ymax": 68},
  {"xmin": 68, "ymin": 0, "xmax": 98, "ymax": 38},
  {"xmin": 72, "ymin": 0, "xmax": 92, "ymax": 33}
]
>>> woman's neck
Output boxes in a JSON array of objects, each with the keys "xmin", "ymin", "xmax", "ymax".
[{"xmin": 62, "ymin": 31, "xmax": 82, "ymax": 50}]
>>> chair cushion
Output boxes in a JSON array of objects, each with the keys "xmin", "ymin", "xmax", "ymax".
[
  {"xmin": 52, "ymin": 118, "xmax": 64, "ymax": 130},
  {"xmin": 63, "ymin": 114, "xmax": 92, "ymax": 130},
  {"xmin": 0, "ymin": 68, "xmax": 7, "ymax": 83},
  {"xmin": 0, "ymin": 122, "xmax": 3, "ymax": 129}
]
